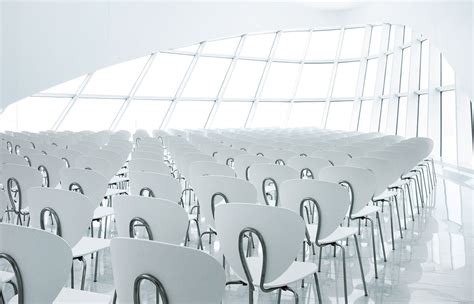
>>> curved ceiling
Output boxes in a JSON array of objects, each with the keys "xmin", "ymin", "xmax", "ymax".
[{"xmin": 1, "ymin": 0, "xmax": 472, "ymax": 110}]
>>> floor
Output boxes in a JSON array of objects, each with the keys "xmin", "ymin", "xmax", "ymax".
[{"xmin": 2, "ymin": 162, "xmax": 473, "ymax": 303}]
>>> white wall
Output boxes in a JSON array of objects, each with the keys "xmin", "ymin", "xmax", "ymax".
[{"xmin": 1, "ymin": 1, "xmax": 472, "ymax": 110}]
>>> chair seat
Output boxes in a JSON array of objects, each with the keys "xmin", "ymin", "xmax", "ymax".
[
  {"xmin": 93, "ymin": 206, "xmax": 114, "ymax": 220},
  {"xmin": 9, "ymin": 288, "xmax": 111, "ymax": 304},
  {"xmin": 109, "ymin": 175, "xmax": 129, "ymax": 184},
  {"xmin": 373, "ymin": 189, "xmax": 397, "ymax": 201},
  {"xmin": 402, "ymin": 171, "xmax": 418, "ymax": 179},
  {"xmin": 388, "ymin": 179, "xmax": 409, "ymax": 189},
  {"xmin": 351, "ymin": 205, "xmax": 381, "ymax": 219},
  {"xmin": 72, "ymin": 237, "xmax": 110, "ymax": 257},
  {"xmin": 54, "ymin": 287, "xmax": 112, "ymax": 303},
  {"xmin": 243, "ymin": 257, "xmax": 318, "ymax": 288},
  {"xmin": 0, "ymin": 270, "xmax": 14, "ymax": 283},
  {"xmin": 319, "ymin": 227, "xmax": 358, "ymax": 245}
]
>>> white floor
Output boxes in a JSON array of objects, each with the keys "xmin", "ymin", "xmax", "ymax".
[{"xmin": 2, "ymin": 162, "xmax": 473, "ymax": 303}]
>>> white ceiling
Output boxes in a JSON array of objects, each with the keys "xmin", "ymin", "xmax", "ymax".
[{"xmin": 1, "ymin": 0, "xmax": 472, "ymax": 109}]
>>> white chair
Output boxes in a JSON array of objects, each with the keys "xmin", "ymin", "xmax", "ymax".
[
  {"xmin": 131, "ymin": 150, "xmax": 164, "ymax": 162},
  {"xmin": 0, "ymin": 152, "xmax": 28, "ymax": 166},
  {"xmin": 60, "ymin": 168, "xmax": 115, "ymax": 239},
  {"xmin": 111, "ymin": 238, "xmax": 226, "ymax": 304},
  {"xmin": 193, "ymin": 175, "xmax": 257, "ymax": 249},
  {"xmin": 28, "ymin": 187, "xmax": 111, "ymax": 289},
  {"xmin": 114, "ymin": 195, "xmax": 188, "ymax": 245},
  {"xmin": 128, "ymin": 158, "xmax": 170, "ymax": 175},
  {"xmin": 260, "ymin": 149, "xmax": 298, "ymax": 165},
  {"xmin": 0, "ymin": 223, "xmax": 110, "ymax": 303},
  {"xmin": 27, "ymin": 154, "xmax": 65, "ymax": 188},
  {"xmin": 247, "ymin": 163, "xmax": 299, "ymax": 206},
  {"xmin": 233, "ymin": 154, "xmax": 272, "ymax": 180},
  {"xmin": 0, "ymin": 163, "xmax": 43, "ymax": 225},
  {"xmin": 287, "ymin": 156, "xmax": 332, "ymax": 179},
  {"xmin": 280, "ymin": 179, "xmax": 368, "ymax": 303},
  {"xmin": 214, "ymin": 148, "xmax": 247, "ymax": 167},
  {"xmin": 75, "ymin": 155, "xmax": 114, "ymax": 181},
  {"xmin": 188, "ymin": 161, "xmax": 235, "ymax": 183},
  {"xmin": 319, "ymin": 166, "xmax": 387, "ymax": 278},
  {"xmin": 51, "ymin": 148, "xmax": 83, "ymax": 168},
  {"xmin": 309, "ymin": 150, "xmax": 351, "ymax": 166},
  {"xmin": 215, "ymin": 203, "xmax": 322, "ymax": 304}
]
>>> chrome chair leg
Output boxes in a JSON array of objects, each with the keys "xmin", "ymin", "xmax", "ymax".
[
  {"xmin": 353, "ymin": 235, "xmax": 368, "ymax": 296},
  {"xmin": 79, "ymin": 256, "xmax": 87, "ymax": 290},
  {"xmin": 333, "ymin": 243, "xmax": 347, "ymax": 304},
  {"xmin": 394, "ymin": 195, "xmax": 403, "ymax": 239},
  {"xmin": 318, "ymin": 246, "xmax": 323, "ymax": 272},
  {"xmin": 94, "ymin": 251, "xmax": 99, "ymax": 282},
  {"xmin": 71, "ymin": 262, "xmax": 75, "ymax": 289},
  {"xmin": 366, "ymin": 217, "xmax": 378, "ymax": 279},
  {"xmin": 313, "ymin": 272, "xmax": 322, "ymax": 303},
  {"xmin": 376, "ymin": 212, "xmax": 387, "ymax": 262}
]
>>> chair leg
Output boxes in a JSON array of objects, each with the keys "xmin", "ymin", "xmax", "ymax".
[
  {"xmin": 0, "ymin": 288, "xmax": 5, "ymax": 304},
  {"xmin": 79, "ymin": 257, "xmax": 87, "ymax": 290},
  {"xmin": 387, "ymin": 199, "xmax": 395, "ymax": 250},
  {"xmin": 376, "ymin": 212, "xmax": 387, "ymax": 262},
  {"xmin": 248, "ymin": 284, "xmax": 254, "ymax": 304},
  {"xmin": 353, "ymin": 235, "xmax": 368, "ymax": 296},
  {"xmin": 71, "ymin": 262, "xmax": 75, "ymax": 289},
  {"xmin": 334, "ymin": 243, "xmax": 348, "ymax": 304},
  {"xmin": 318, "ymin": 246, "xmax": 323, "ymax": 272},
  {"xmin": 366, "ymin": 217, "xmax": 378, "ymax": 279},
  {"xmin": 194, "ymin": 219, "xmax": 203, "ymax": 250},
  {"xmin": 401, "ymin": 188, "xmax": 407, "ymax": 230},
  {"xmin": 283, "ymin": 286, "xmax": 299, "ymax": 304},
  {"xmin": 301, "ymin": 242, "xmax": 306, "ymax": 288},
  {"xmin": 277, "ymin": 288, "xmax": 282, "ymax": 304},
  {"xmin": 94, "ymin": 251, "xmax": 100, "ymax": 282},
  {"xmin": 313, "ymin": 273, "xmax": 322, "ymax": 303},
  {"xmin": 394, "ymin": 195, "xmax": 403, "ymax": 239}
]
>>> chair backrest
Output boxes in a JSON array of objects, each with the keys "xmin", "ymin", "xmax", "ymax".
[
  {"xmin": 59, "ymin": 167, "xmax": 108, "ymax": 206},
  {"xmin": 365, "ymin": 150, "xmax": 406, "ymax": 177},
  {"xmin": 247, "ymin": 163, "xmax": 299, "ymax": 206},
  {"xmin": 51, "ymin": 148, "xmax": 83, "ymax": 168},
  {"xmin": 319, "ymin": 166, "xmax": 376, "ymax": 217},
  {"xmin": 0, "ymin": 152, "xmax": 28, "ymax": 166},
  {"xmin": 111, "ymin": 238, "xmax": 226, "ymax": 304},
  {"xmin": 193, "ymin": 176, "xmax": 257, "ymax": 230},
  {"xmin": 114, "ymin": 196, "xmax": 188, "ymax": 244},
  {"xmin": 286, "ymin": 156, "xmax": 331, "ymax": 179},
  {"xmin": 89, "ymin": 149, "xmax": 124, "ymax": 171},
  {"xmin": 233, "ymin": 154, "xmax": 272, "ymax": 180},
  {"xmin": 215, "ymin": 203, "xmax": 305, "ymax": 284},
  {"xmin": 0, "ymin": 191, "xmax": 8, "ymax": 221},
  {"xmin": 28, "ymin": 187, "xmax": 94, "ymax": 247},
  {"xmin": 310, "ymin": 150, "xmax": 351, "ymax": 166},
  {"xmin": 28, "ymin": 154, "xmax": 66, "ymax": 188},
  {"xmin": 188, "ymin": 161, "xmax": 235, "ymax": 184},
  {"xmin": 128, "ymin": 158, "xmax": 170, "ymax": 175},
  {"xmin": 131, "ymin": 150, "xmax": 164, "ymax": 162},
  {"xmin": 129, "ymin": 171, "xmax": 181, "ymax": 202},
  {"xmin": 214, "ymin": 148, "xmax": 246, "ymax": 166},
  {"xmin": 346, "ymin": 157, "xmax": 397, "ymax": 196},
  {"xmin": 280, "ymin": 179, "xmax": 350, "ymax": 243},
  {"xmin": 75, "ymin": 155, "xmax": 114, "ymax": 179},
  {"xmin": 0, "ymin": 163, "xmax": 43, "ymax": 211},
  {"xmin": 0, "ymin": 223, "xmax": 72, "ymax": 303},
  {"xmin": 261, "ymin": 149, "xmax": 298, "ymax": 165},
  {"xmin": 178, "ymin": 153, "xmax": 216, "ymax": 179}
]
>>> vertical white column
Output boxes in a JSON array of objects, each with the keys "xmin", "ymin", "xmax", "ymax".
[
  {"xmin": 455, "ymin": 87, "xmax": 472, "ymax": 167},
  {"xmin": 427, "ymin": 45, "xmax": 441, "ymax": 157},
  {"xmin": 405, "ymin": 33, "xmax": 422, "ymax": 137}
]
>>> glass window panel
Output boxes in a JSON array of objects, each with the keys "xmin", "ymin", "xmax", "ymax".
[
  {"xmin": 223, "ymin": 60, "xmax": 266, "ymax": 99},
  {"xmin": 167, "ymin": 101, "xmax": 213, "ymax": 129},
  {"xmin": 116, "ymin": 99, "xmax": 171, "ymax": 132},
  {"xmin": 306, "ymin": 29, "xmax": 341, "ymax": 60},
  {"xmin": 181, "ymin": 57, "xmax": 231, "ymax": 98},
  {"xmin": 59, "ymin": 98, "xmax": 124, "ymax": 131},
  {"xmin": 417, "ymin": 94, "xmax": 428, "ymax": 137},
  {"xmin": 388, "ymin": 25, "xmax": 396, "ymax": 50},
  {"xmin": 296, "ymin": 64, "xmax": 333, "ymax": 98},
  {"xmin": 41, "ymin": 75, "xmax": 86, "ymax": 94},
  {"xmin": 287, "ymin": 102, "xmax": 325, "ymax": 127},
  {"xmin": 136, "ymin": 53, "xmax": 193, "ymax": 97},
  {"xmin": 82, "ymin": 56, "xmax": 149, "ymax": 96},
  {"xmin": 369, "ymin": 26, "xmax": 382, "ymax": 55},
  {"xmin": 16, "ymin": 97, "xmax": 70, "ymax": 132},
  {"xmin": 400, "ymin": 47, "xmax": 411, "ymax": 92},
  {"xmin": 397, "ymin": 97, "xmax": 408, "ymax": 136},
  {"xmin": 340, "ymin": 27, "xmax": 366, "ymax": 59},
  {"xmin": 404, "ymin": 26, "xmax": 412, "ymax": 44},
  {"xmin": 260, "ymin": 62, "xmax": 299, "ymax": 99},
  {"xmin": 358, "ymin": 99, "xmax": 373, "ymax": 132},
  {"xmin": 419, "ymin": 40, "xmax": 430, "ymax": 89},
  {"xmin": 363, "ymin": 59, "xmax": 378, "ymax": 97},
  {"xmin": 240, "ymin": 33, "xmax": 275, "ymax": 58},
  {"xmin": 326, "ymin": 101, "xmax": 353, "ymax": 130},
  {"xmin": 441, "ymin": 55, "xmax": 455, "ymax": 86},
  {"xmin": 274, "ymin": 31, "xmax": 310, "ymax": 60},
  {"xmin": 441, "ymin": 91, "xmax": 457, "ymax": 163},
  {"xmin": 202, "ymin": 37, "xmax": 240, "ymax": 55},
  {"xmin": 251, "ymin": 102, "xmax": 289, "ymax": 128},
  {"xmin": 379, "ymin": 98, "xmax": 389, "ymax": 132},
  {"xmin": 332, "ymin": 62, "xmax": 360, "ymax": 98},
  {"xmin": 173, "ymin": 44, "xmax": 200, "ymax": 53},
  {"xmin": 384, "ymin": 54, "xmax": 393, "ymax": 95},
  {"xmin": 211, "ymin": 102, "xmax": 252, "ymax": 128}
]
